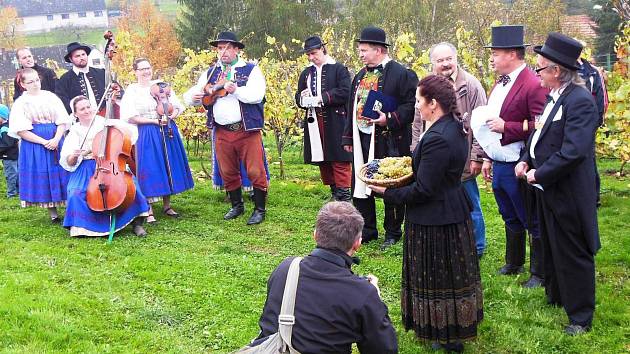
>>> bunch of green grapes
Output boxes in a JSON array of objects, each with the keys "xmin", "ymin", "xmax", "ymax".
[{"xmin": 372, "ymin": 156, "xmax": 412, "ymax": 180}]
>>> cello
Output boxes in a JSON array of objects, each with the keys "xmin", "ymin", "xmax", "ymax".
[{"xmin": 86, "ymin": 32, "xmax": 136, "ymax": 219}]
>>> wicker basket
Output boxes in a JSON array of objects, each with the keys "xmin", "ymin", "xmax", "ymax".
[{"xmin": 357, "ymin": 160, "xmax": 413, "ymax": 188}]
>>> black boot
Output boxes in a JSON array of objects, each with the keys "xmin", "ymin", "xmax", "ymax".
[
  {"xmin": 328, "ymin": 184, "xmax": 337, "ymax": 201},
  {"xmin": 335, "ymin": 187, "xmax": 352, "ymax": 202},
  {"xmin": 224, "ymin": 189, "xmax": 245, "ymax": 220},
  {"xmin": 247, "ymin": 188, "xmax": 266, "ymax": 225},
  {"xmin": 522, "ymin": 235, "xmax": 544, "ymax": 288},
  {"xmin": 498, "ymin": 226, "xmax": 526, "ymax": 275}
]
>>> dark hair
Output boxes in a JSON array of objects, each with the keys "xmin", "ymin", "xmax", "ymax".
[
  {"xmin": 315, "ymin": 202, "xmax": 364, "ymax": 251},
  {"xmin": 418, "ymin": 74, "xmax": 460, "ymax": 118},
  {"xmin": 132, "ymin": 57, "xmax": 150, "ymax": 70},
  {"xmin": 514, "ymin": 47, "xmax": 525, "ymax": 60}
]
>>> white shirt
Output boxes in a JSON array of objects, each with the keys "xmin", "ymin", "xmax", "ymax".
[
  {"xmin": 530, "ymin": 84, "xmax": 567, "ymax": 159},
  {"xmin": 8, "ymin": 90, "xmax": 70, "ymax": 139},
  {"xmin": 487, "ymin": 63, "xmax": 526, "ymax": 109},
  {"xmin": 306, "ymin": 56, "xmax": 337, "ymax": 99},
  {"xmin": 73, "ymin": 66, "xmax": 98, "ymax": 109},
  {"xmin": 184, "ymin": 58, "xmax": 266, "ymax": 125}
]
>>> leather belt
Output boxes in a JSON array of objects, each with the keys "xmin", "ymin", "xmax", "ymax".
[{"xmin": 216, "ymin": 122, "xmax": 243, "ymax": 131}]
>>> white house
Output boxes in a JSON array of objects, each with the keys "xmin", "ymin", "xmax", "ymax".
[{"xmin": 5, "ymin": 0, "xmax": 109, "ymax": 34}]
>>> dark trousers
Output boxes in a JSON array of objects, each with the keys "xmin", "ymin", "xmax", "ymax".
[
  {"xmin": 492, "ymin": 161, "xmax": 539, "ymax": 237},
  {"xmin": 536, "ymin": 189, "xmax": 596, "ymax": 327}
]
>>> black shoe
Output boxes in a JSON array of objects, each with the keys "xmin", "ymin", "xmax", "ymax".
[
  {"xmin": 522, "ymin": 275, "xmax": 544, "ymax": 288},
  {"xmin": 51, "ymin": 216, "xmax": 61, "ymax": 224},
  {"xmin": 246, "ymin": 188, "xmax": 267, "ymax": 225},
  {"xmin": 361, "ymin": 236, "xmax": 377, "ymax": 244},
  {"xmin": 380, "ymin": 238, "xmax": 397, "ymax": 251},
  {"xmin": 437, "ymin": 342, "xmax": 463, "ymax": 353},
  {"xmin": 224, "ymin": 189, "xmax": 245, "ymax": 220},
  {"xmin": 335, "ymin": 187, "xmax": 352, "ymax": 202},
  {"xmin": 498, "ymin": 264, "xmax": 525, "ymax": 275},
  {"xmin": 564, "ymin": 324, "xmax": 591, "ymax": 335}
]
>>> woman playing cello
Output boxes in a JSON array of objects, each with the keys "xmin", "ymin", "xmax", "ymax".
[
  {"xmin": 9, "ymin": 68, "xmax": 70, "ymax": 223},
  {"xmin": 120, "ymin": 58, "xmax": 194, "ymax": 223},
  {"xmin": 60, "ymin": 96, "xmax": 149, "ymax": 237}
]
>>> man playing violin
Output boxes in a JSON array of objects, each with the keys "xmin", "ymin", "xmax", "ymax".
[{"xmin": 184, "ymin": 31, "xmax": 268, "ymax": 225}]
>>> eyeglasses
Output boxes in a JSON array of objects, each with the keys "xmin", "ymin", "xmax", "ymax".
[
  {"xmin": 535, "ymin": 65, "xmax": 556, "ymax": 74},
  {"xmin": 136, "ymin": 67, "xmax": 152, "ymax": 72}
]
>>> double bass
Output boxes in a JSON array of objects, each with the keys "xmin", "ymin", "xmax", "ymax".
[{"xmin": 86, "ymin": 31, "xmax": 136, "ymax": 214}]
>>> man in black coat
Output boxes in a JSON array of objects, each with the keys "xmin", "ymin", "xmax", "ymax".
[
  {"xmin": 253, "ymin": 201, "xmax": 398, "ymax": 353},
  {"xmin": 342, "ymin": 26, "xmax": 418, "ymax": 249},
  {"xmin": 13, "ymin": 47, "xmax": 57, "ymax": 100},
  {"xmin": 516, "ymin": 33, "xmax": 600, "ymax": 335},
  {"xmin": 56, "ymin": 42, "xmax": 106, "ymax": 114},
  {"xmin": 296, "ymin": 36, "xmax": 353, "ymax": 201}
]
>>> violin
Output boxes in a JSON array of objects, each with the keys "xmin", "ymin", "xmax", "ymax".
[
  {"xmin": 86, "ymin": 31, "xmax": 136, "ymax": 213},
  {"xmin": 150, "ymin": 81, "xmax": 174, "ymax": 138},
  {"xmin": 202, "ymin": 78, "xmax": 229, "ymax": 106}
]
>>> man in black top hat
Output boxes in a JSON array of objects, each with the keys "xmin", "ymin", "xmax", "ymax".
[
  {"xmin": 295, "ymin": 36, "xmax": 353, "ymax": 202},
  {"xmin": 342, "ymin": 26, "xmax": 418, "ymax": 250},
  {"xmin": 13, "ymin": 47, "xmax": 57, "ymax": 100},
  {"xmin": 516, "ymin": 32, "xmax": 600, "ymax": 335},
  {"xmin": 184, "ymin": 31, "xmax": 269, "ymax": 225},
  {"xmin": 56, "ymin": 42, "xmax": 106, "ymax": 114},
  {"xmin": 479, "ymin": 25, "xmax": 548, "ymax": 288}
]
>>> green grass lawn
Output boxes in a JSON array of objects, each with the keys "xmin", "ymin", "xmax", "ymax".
[
  {"xmin": 26, "ymin": 28, "xmax": 108, "ymax": 48},
  {"xmin": 0, "ymin": 142, "xmax": 628, "ymax": 353}
]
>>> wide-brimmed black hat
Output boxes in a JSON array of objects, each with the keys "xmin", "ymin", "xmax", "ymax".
[
  {"xmin": 534, "ymin": 32, "xmax": 582, "ymax": 70},
  {"xmin": 210, "ymin": 31, "xmax": 245, "ymax": 49},
  {"xmin": 302, "ymin": 36, "xmax": 326, "ymax": 53},
  {"xmin": 356, "ymin": 26, "xmax": 390, "ymax": 47},
  {"xmin": 484, "ymin": 25, "xmax": 530, "ymax": 48},
  {"xmin": 64, "ymin": 42, "xmax": 92, "ymax": 63}
]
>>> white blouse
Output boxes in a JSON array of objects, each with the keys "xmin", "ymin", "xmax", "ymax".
[
  {"xmin": 120, "ymin": 81, "xmax": 184, "ymax": 124},
  {"xmin": 8, "ymin": 90, "xmax": 70, "ymax": 139}
]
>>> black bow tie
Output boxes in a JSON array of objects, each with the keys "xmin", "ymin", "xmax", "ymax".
[
  {"xmin": 497, "ymin": 74, "xmax": 511, "ymax": 86},
  {"xmin": 546, "ymin": 94, "xmax": 555, "ymax": 104},
  {"xmin": 366, "ymin": 64, "xmax": 383, "ymax": 72}
]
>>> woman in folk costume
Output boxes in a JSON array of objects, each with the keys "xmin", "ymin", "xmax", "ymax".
[
  {"xmin": 120, "ymin": 58, "xmax": 194, "ymax": 223},
  {"xmin": 8, "ymin": 68, "xmax": 70, "ymax": 222},
  {"xmin": 60, "ymin": 96, "xmax": 149, "ymax": 237},
  {"xmin": 295, "ymin": 36, "xmax": 353, "ymax": 201}
]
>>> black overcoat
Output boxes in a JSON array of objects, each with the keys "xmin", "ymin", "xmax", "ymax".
[
  {"xmin": 342, "ymin": 60, "xmax": 418, "ymax": 157},
  {"xmin": 295, "ymin": 62, "xmax": 352, "ymax": 163},
  {"xmin": 56, "ymin": 67, "xmax": 106, "ymax": 113},
  {"xmin": 521, "ymin": 83, "xmax": 600, "ymax": 254}
]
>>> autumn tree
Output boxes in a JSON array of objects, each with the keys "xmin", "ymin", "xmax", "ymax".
[
  {"xmin": 0, "ymin": 6, "xmax": 25, "ymax": 49},
  {"xmin": 112, "ymin": 0, "xmax": 181, "ymax": 85}
]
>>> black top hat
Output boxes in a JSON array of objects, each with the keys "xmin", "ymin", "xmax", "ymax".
[
  {"xmin": 302, "ymin": 36, "xmax": 326, "ymax": 53},
  {"xmin": 356, "ymin": 26, "xmax": 390, "ymax": 47},
  {"xmin": 210, "ymin": 31, "xmax": 245, "ymax": 49},
  {"xmin": 534, "ymin": 32, "xmax": 582, "ymax": 70},
  {"xmin": 484, "ymin": 25, "xmax": 530, "ymax": 49},
  {"xmin": 64, "ymin": 42, "xmax": 92, "ymax": 63}
]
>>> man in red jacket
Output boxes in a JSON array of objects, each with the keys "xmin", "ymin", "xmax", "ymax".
[{"xmin": 480, "ymin": 25, "xmax": 548, "ymax": 287}]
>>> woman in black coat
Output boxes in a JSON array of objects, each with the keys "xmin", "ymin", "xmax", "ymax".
[
  {"xmin": 369, "ymin": 75, "xmax": 483, "ymax": 352},
  {"xmin": 295, "ymin": 36, "xmax": 353, "ymax": 201}
]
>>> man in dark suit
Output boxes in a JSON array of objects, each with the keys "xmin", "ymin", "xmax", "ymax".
[
  {"xmin": 253, "ymin": 202, "xmax": 398, "ymax": 353},
  {"xmin": 13, "ymin": 47, "xmax": 57, "ymax": 100},
  {"xmin": 516, "ymin": 32, "xmax": 600, "ymax": 335},
  {"xmin": 480, "ymin": 25, "xmax": 548, "ymax": 287},
  {"xmin": 56, "ymin": 42, "xmax": 106, "ymax": 114},
  {"xmin": 296, "ymin": 36, "xmax": 353, "ymax": 201},
  {"xmin": 342, "ymin": 26, "xmax": 418, "ymax": 249}
]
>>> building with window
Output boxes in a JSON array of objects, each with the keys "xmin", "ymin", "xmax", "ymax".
[{"xmin": 5, "ymin": 0, "xmax": 109, "ymax": 33}]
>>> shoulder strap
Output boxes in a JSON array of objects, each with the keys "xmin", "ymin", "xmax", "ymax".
[{"xmin": 278, "ymin": 256, "xmax": 302, "ymax": 353}]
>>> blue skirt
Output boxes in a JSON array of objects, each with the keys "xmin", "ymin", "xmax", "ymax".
[
  {"xmin": 211, "ymin": 128, "xmax": 270, "ymax": 191},
  {"xmin": 63, "ymin": 160, "xmax": 150, "ymax": 236},
  {"xmin": 19, "ymin": 123, "xmax": 69, "ymax": 206},
  {"xmin": 135, "ymin": 121, "xmax": 194, "ymax": 198}
]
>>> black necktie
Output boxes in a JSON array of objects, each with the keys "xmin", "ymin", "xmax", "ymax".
[
  {"xmin": 497, "ymin": 74, "xmax": 511, "ymax": 86},
  {"xmin": 366, "ymin": 64, "xmax": 383, "ymax": 72}
]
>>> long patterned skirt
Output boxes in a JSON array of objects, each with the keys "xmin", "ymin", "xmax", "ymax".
[
  {"xmin": 402, "ymin": 218, "xmax": 483, "ymax": 343},
  {"xmin": 18, "ymin": 123, "xmax": 68, "ymax": 207},
  {"xmin": 135, "ymin": 120, "xmax": 194, "ymax": 201},
  {"xmin": 63, "ymin": 160, "xmax": 150, "ymax": 237}
]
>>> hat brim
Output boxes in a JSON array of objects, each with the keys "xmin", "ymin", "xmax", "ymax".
[
  {"xmin": 356, "ymin": 39, "xmax": 391, "ymax": 47},
  {"xmin": 301, "ymin": 42, "xmax": 327, "ymax": 53},
  {"xmin": 64, "ymin": 45, "xmax": 92, "ymax": 63},
  {"xmin": 210, "ymin": 40, "xmax": 245, "ymax": 49},
  {"xmin": 533, "ymin": 45, "xmax": 580, "ymax": 70},
  {"xmin": 484, "ymin": 44, "xmax": 531, "ymax": 49}
]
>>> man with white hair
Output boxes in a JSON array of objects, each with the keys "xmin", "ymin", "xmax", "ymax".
[{"xmin": 411, "ymin": 41, "xmax": 488, "ymax": 258}]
